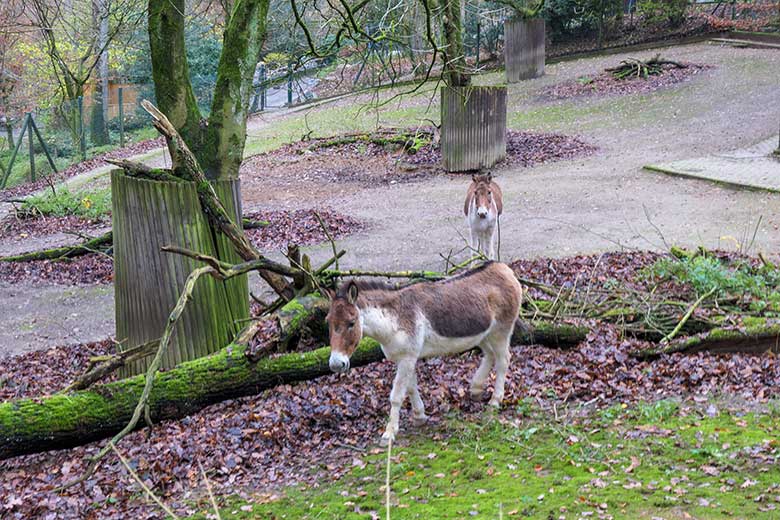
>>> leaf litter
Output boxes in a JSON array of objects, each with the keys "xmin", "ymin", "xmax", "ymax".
[{"xmin": 1, "ymin": 251, "xmax": 780, "ymax": 518}]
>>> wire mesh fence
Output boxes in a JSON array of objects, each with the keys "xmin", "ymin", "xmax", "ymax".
[{"xmin": 0, "ymin": 83, "xmax": 157, "ymax": 190}]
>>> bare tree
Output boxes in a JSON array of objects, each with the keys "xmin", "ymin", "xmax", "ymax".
[{"xmin": 22, "ymin": 0, "xmax": 144, "ymax": 147}]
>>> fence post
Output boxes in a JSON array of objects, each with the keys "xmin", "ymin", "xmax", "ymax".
[
  {"xmin": 78, "ymin": 96, "xmax": 87, "ymax": 160},
  {"xmin": 28, "ymin": 115, "xmax": 57, "ymax": 174},
  {"xmin": 0, "ymin": 114, "xmax": 29, "ymax": 188},
  {"xmin": 260, "ymin": 64, "xmax": 266, "ymax": 111},
  {"xmin": 476, "ymin": 20, "xmax": 481, "ymax": 65},
  {"xmin": 118, "ymin": 87, "xmax": 125, "ymax": 147},
  {"xmin": 27, "ymin": 114, "xmax": 35, "ymax": 182},
  {"xmin": 287, "ymin": 62, "xmax": 293, "ymax": 106}
]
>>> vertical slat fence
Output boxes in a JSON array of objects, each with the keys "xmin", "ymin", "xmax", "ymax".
[
  {"xmin": 441, "ymin": 85, "xmax": 507, "ymax": 172},
  {"xmin": 505, "ymin": 18, "xmax": 546, "ymax": 83},
  {"xmin": 112, "ymin": 170, "xmax": 249, "ymax": 377}
]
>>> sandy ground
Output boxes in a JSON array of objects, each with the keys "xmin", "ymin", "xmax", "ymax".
[{"xmin": 1, "ymin": 42, "xmax": 779, "ymax": 357}]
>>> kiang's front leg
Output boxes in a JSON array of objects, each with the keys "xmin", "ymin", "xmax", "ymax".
[{"xmin": 381, "ymin": 357, "xmax": 416, "ymax": 446}]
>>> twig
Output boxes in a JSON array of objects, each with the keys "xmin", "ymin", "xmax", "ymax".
[
  {"xmin": 386, "ymin": 437, "xmax": 392, "ymax": 520},
  {"xmin": 313, "ymin": 210, "xmax": 340, "ymax": 272},
  {"xmin": 111, "ymin": 442, "xmax": 181, "ymax": 519},
  {"xmin": 199, "ymin": 460, "xmax": 222, "ymax": 520},
  {"xmin": 659, "ymin": 287, "xmax": 716, "ymax": 345}
]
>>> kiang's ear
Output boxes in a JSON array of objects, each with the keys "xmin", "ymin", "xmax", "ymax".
[
  {"xmin": 471, "ymin": 174, "xmax": 478, "ymax": 183},
  {"xmin": 323, "ymin": 286, "xmax": 336, "ymax": 301},
  {"xmin": 486, "ymin": 171, "xmax": 493, "ymax": 183},
  {"xmin": 346, "ymin": 281, "xmax": 359, "ymax": 305}
]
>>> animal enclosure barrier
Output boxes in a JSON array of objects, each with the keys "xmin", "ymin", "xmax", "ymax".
[
  {"xmin": 441, "ymin": 86, "xmax": 507, "ymax": 172},
  {"xmin": 111, "ymin": 171, "xmax": 250, "ymax": 377},
  {"xmin": 0, "ymin": 113, "xmax": 58, "ymax": 189},
  {"xmin": 504, "ymin": 18, "xmax": 546, "ymax": 82}
]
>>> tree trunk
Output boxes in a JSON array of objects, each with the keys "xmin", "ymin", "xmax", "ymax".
[
  {"xmin": 631, "ymin": 318, "xmax": 780, "ymax": 358},
  {"xmin": 89, "ymin": 0, "xmax": 110, "ymax": 146},
  {"xmin": 5, "ymin": 310, "xmax": 779, "ymax": 459},
  {"xmin": 504, "ymin": 17, "xmax": 545, "ymax": 82},
  {"xmin": 111, "ymin": 170, "xmax": 249, "ymax": 376},
  {"xmin": 441, "ymin": 85, "xmax": 507, "ymax": 172},
  {"xmin": 148, "ymin": 0, "xmax": 203, "ymax": 154},
  {"xmin": 0, "ymin": 339, "xmax": 386, "ymax": 460}
]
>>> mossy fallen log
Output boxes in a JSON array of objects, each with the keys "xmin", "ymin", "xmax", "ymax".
[
  {"xmin": 0, "ymin": 232, "xmax": 113, "ymax": 262},
  {"xmin": 0, "ymin": 339, "xmax": 386, "ymax": 460},
  {"xmin": 631, "ymin": 317, "xmax": 780, "ymax": 358}
]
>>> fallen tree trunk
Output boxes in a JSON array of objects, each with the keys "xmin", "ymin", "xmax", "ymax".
[
  {"xmin": 631, "ymin": 318, "xmax": 780, "ymax": 358},
  {"xmin": 0, "ymin": 305, "xmax": 588, "ymax": 460},
  {"xmin": 0, "ymin": 339, "xmax": 386, "ymax": 460},
  {"xmin": 0, "ymin": 232, "xmax": 112, "ymax": 262}
]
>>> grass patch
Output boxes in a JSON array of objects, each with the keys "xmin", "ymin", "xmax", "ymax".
[
  {"xmin": 17, "ymin": 187, "xmax": 111, "ymax": 219},
  {"xmin": 201, "ymin": 400, "xmax": 780, "ymax": 519}
]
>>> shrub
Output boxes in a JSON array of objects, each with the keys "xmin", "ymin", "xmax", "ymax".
[
  {"xmin": 647, "ymin": 255, "xmax": 780, "ymax": 313},
  {"xmin": 638, "ymin": 0, "xmax": 689, "ymax": 27},
  {"xmin": 18, "ymin": 188, "xmax": 111, "ymax": 220}
]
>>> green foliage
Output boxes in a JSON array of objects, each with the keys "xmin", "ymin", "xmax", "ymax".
[
  {"xmin": 638, "ymin": 0, "xmax": 689, "ymax": 27},
  {"xmin": 18, "ymin": 188, "xmax": 111, "ymax": 219},
  {"xmin": 262, "ymin": 52, "xmax": 292, "ymax": 70},
  {"xmin": 648, "ymin": 255, "xmax": 780, "ymax": 312},
  {"xmin": 185, "ymin": 25, "xmax": 223, "ymax": 113}
]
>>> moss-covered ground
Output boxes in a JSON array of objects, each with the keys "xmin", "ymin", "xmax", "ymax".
[{"xmin": 204, "ymin": 399, "xmax": 780, "ymax": 519}]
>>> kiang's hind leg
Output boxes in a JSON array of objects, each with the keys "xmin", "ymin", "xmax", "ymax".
[
  {"xmin": 407, "ymin": 368, "xmax": 428, "ymax": 426},
  {"xmin": 470, "ymin": 343, "xmax": 495, "ymax": 399},
  {"xmin": 488, "ymin": 328, "xmax": 513, "ymax": 408}
]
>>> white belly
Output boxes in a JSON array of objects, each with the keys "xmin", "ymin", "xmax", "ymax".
[{"xmin": 419, "ymin": 322, "xmax": 493, "ymax": 359}]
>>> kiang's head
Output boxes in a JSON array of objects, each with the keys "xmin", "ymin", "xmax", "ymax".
[
  {"xmin": 471, "ymin": 173, "xmax": 495, "ymax": 219},
  {"xmin": 325, "ymin": 281, "xmax": 362, "ymax": 374}
]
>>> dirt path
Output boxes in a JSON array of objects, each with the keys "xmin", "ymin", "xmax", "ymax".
[{"xmin": 1, "ymin": 42, "xmax": 778, "ymax": 358}]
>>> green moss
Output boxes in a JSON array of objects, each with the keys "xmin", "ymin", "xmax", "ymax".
[{"xmin": 211, "ymin": 401, "xmax": 780, "ymax": 519}]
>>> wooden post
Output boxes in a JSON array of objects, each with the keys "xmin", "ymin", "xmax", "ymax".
[
  {"xmin": 440, "ymin": 85, "xmax": 507, "ymax": 172},
  {"xmin": 287, "ymin": 62, "xmax": 293, "ymax": 106},
  {"xmin": 111, "ymin": 170, "xmax": 250, "ymax": 377},
  {"xmin": 504, "ymin": 17, "xmax": 545, "ymax": 83},
  {"xmin": 27, "ymin": 114, "xmax": 35, "ymax": 182},
  {"xmin": 78, "ymin": 96, "xmax": 87, "ymax": 160},
  {"xmin": 118, "ymin": 87, "xmax": 125, "ymax": 147}
]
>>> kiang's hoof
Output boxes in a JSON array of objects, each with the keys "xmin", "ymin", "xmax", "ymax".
[
  {"xmin": 469, "ymin": 389, "xmax": 485, "ymax": 401},
  {"xmin": 412, "ymin": 414, "xmax": 429, "ymax": 427},
  {"xmin": 379, "ymin": 431, "xmax": 395, "ymax": 447}
]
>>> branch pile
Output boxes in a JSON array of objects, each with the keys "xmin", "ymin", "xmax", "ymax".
[{"xmin": 606, "ymin": 54, "xmax": 687, "ymax": 80}]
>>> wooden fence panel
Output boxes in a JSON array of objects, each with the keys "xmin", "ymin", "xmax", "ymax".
[
  {"xmin": 441, "ymin": 86, "xmax": 507, "ymax": 172},
  {"xmin": 112, "ymin": 171, "xmax": 249, "ymax": 377},
  {"xmin": 505, "ymin": 18, "xmax": 546, "ymax": 82}
]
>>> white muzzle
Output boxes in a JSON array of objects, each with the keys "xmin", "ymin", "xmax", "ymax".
[{"xmin": 329, "ymin": 351, "xmax": 350, "ymax": 373}]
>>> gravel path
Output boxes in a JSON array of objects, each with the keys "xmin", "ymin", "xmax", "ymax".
[{"xmin": 1, "ymin": 42, "xmax": 779, "ymax": 357}]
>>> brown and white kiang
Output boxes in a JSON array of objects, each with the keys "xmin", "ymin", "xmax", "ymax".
[
  {"xmin": 326, "ymin": 262, "xmax": 523, "ymax": 445},
  {"xmin": 464, "ymin": 172, "xmax": 503, "ymax": 260}
]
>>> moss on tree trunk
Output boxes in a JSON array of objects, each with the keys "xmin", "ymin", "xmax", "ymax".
[{"xmin": 0, "ymin": 340, "xmax": 385, "ymax": 460}]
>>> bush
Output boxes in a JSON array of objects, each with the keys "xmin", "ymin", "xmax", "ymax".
[
  {"xmin": 638, "ymin": 0, "xmax": 688, "ymax": 27},
  {"xmin": 647, "ymin": 255, "xmax": 780, "ymax": 313},
  {"xmin": 18, "ymin": 188, "xmax": 111, "ymax": 220}
]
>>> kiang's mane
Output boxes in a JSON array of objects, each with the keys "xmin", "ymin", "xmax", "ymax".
[{"xmin": 335, "ymin": 261, "xmax": 495, "ymax": 298}]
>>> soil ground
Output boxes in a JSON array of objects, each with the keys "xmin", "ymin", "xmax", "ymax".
[{"xmin": 1, "ymin": 42, "xmax": 779, "ymax": 357}]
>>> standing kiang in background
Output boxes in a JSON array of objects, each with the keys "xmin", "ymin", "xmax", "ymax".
[{"xmin": 464, "ymin": 172, "xmax": 503, "ymax": 260}]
